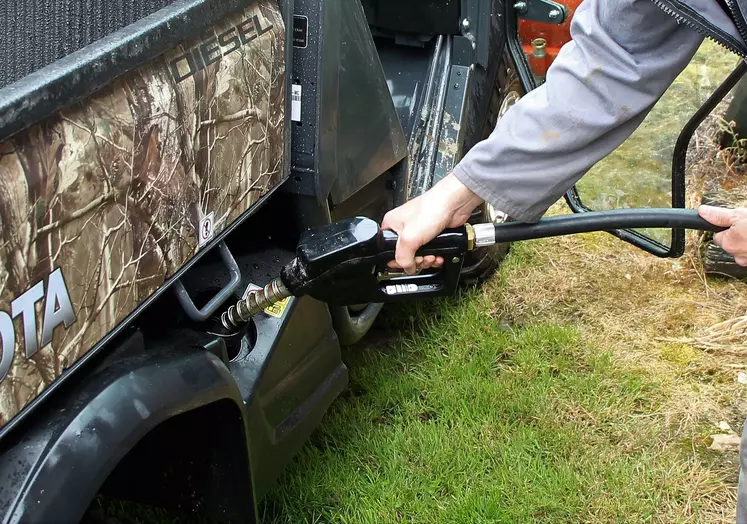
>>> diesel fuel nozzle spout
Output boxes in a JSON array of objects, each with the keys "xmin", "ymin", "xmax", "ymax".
[{"xmin": 221, "ymin": 278, "xmax": 291, "ymax": 332}]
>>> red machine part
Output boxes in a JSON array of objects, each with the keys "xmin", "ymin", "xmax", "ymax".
[{"xmin": 518, "ymin": 0, "xmax": 582, "ymax": 78}]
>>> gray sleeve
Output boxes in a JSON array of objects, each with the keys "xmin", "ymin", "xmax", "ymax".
[
  {"xmin": 738, "ymin": 419, "xmax": 747, "ymax": 524},
  {"xmin": 453, "ymin": 0, "xmax": 704, "ymax": 223}
]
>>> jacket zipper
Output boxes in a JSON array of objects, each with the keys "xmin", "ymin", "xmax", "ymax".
[
  {"xmin": 649, "ymin": 0, "xmax": 747, "ymax": 59},
  {"xmin": 724, "ymin": 0, "xmax": 747, "ymax": 46}
]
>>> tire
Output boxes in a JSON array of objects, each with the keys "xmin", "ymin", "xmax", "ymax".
[
  {"xmin": 701, "ymin": 192, "xmax": 747, "ymax": 279},
  {"xmin": 457, "ymin": 89, "xmax": 521, "ymax": 286},
  {"xmin": 329, "ymin": 303, "xmax": 384, "ymax": 346}
]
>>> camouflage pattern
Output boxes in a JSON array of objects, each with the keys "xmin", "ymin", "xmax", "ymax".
[{"xmin": 0, "ymin": 0, "xmax": 286, "ymax": 428}]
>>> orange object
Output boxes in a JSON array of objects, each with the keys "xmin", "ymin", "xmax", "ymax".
[{"xmin": 518, "ymin": 0, "xmax": 582, "ymax": 78}]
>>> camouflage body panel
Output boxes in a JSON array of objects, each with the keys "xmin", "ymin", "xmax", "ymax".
[{"xmin": 0, "ymin": 0, "xmax": 286, "ymax": 428}]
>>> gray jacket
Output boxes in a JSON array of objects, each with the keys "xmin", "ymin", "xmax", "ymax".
[{"xmin": 454, "ymin": 0, "xmax": 747, "ymax": 222}]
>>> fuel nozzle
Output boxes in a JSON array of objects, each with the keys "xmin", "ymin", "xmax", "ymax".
[
  {"xmin": 218, "ymin": 217, "xmax": 471, "ymax": 334},
  {"xmin": 221, "ymin": 278, "xmax": 291, "ymax": 332}
]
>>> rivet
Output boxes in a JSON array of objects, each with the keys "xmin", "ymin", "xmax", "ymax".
[{"xmin": 452, "ymin": 257, "xmax": 461, "ymax": 264}]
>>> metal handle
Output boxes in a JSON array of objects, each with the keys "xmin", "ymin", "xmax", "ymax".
[{"xmin": 173, "ymin": 242, "xmax": 242, "ymax": 322}]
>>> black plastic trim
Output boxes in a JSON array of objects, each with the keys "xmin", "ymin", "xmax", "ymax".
[
  {"xmin": 280, "ymin": 0, "xmax": 294, "ymax": 185},
  {"xmin": 461, "ymin": 0, "xmax": 493, "ymax": 67},
  {"xmin": 1, "ymin": 349, "xmax": 247, "ymax": 524},
  {"xmin": 0, "ymin": 0, "xmax": 252, "ymax": 142}
]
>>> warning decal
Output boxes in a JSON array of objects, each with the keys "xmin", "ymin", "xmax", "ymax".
[
  {"xmin": 198, "ymin": 212, "xmax": 215, "ymax": 247},
  {"xmin": 263, "ymin": 299, "xmax": 290, "ymax": 318}
]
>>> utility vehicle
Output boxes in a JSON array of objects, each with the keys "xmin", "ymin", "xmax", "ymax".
[{"xmin": 0, "ymin": 0, "xmax": 739, "ymax": 521}]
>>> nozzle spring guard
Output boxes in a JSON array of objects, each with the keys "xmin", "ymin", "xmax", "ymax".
[{"xmin": 221, "ymin": 278, "xmax": 290, "ymax": 332}]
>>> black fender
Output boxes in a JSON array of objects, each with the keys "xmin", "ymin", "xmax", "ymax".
[{"xmin": 0, "ymin": 332, "xmax": 253, "ymax": 524}]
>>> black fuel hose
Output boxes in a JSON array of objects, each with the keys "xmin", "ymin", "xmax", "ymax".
[
  {"xmin": 221, "ymin": 208, "xmax": 731, "ymax": 330},
  {"xmin": 488, "ymin": 208, "xmax": 726, "ymax": 244}
]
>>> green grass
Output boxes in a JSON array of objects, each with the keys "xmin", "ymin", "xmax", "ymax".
[{"xmin": 258, "ymin": 242, "xmax": 733, "ymax": 523}]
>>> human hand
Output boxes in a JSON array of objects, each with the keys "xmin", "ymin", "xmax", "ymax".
[
  {"xmin": 381, "ymin": 173, "xmax": 484, "ymax": 274},
  {"xmin": 698, "ymin": 205, "xmax": 747, "ymax": 266}
]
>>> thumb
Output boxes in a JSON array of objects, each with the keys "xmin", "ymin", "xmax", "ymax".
[
  {"xmin": 395, "ymin": 233, "xmax": 419, "ymax": 275},
  {"xmin": 381, "ymin": 212, "xmax": 399, "ymax": 232},
  {"xmin": 698, "ymin": 205, "xmax": 738, "ymax": 228}
]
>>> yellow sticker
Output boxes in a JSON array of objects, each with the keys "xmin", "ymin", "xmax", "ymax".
[{"xmin": 263, "ymin": 297, "xmax": 290, "ymax": 318}]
